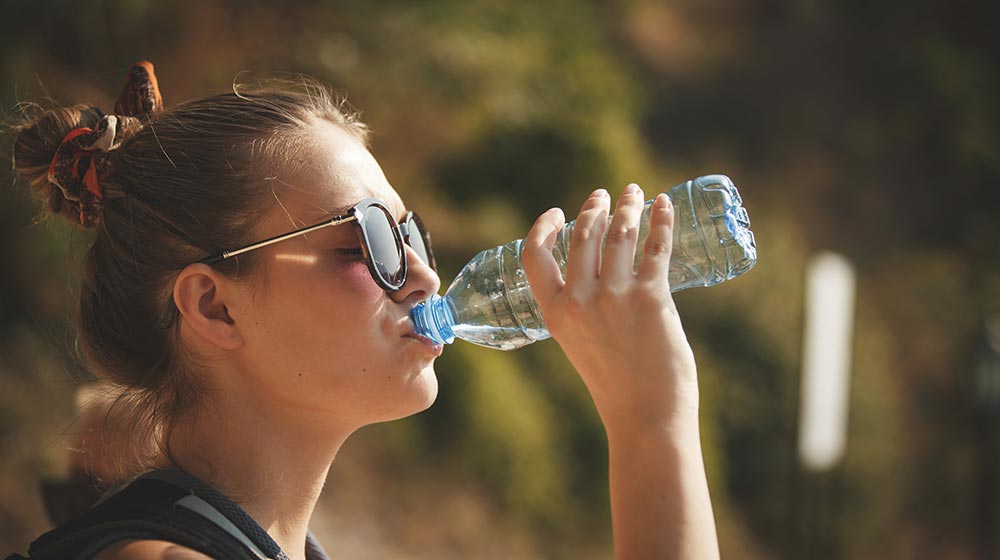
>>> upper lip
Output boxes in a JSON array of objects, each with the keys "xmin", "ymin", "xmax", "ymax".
[
  {"xmin": 405, "ymin": 328, "xmax": 437, "ymax": 345},
  {"xmin": 401, "ymin": 317, "xmax": 440, "ymax": 346}
]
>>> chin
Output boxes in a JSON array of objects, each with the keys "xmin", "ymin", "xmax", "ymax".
[
  {"xmin": 408, "ymin": 365, "xmax": 439, "ymax": 414},
  {"xmin": 377, "ymin": 365, "xmax": 438, "ymax": 423}
]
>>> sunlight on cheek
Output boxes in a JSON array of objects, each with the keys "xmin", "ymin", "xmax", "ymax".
[
  {"xmin": 274, "ymin": 253, "xmax": 320, "ymax": 265},
  {"xmin": 342, "ymin": 261, "xmax": 384, "ymax": 295}
]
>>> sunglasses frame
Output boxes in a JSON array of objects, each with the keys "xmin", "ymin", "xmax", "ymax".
[{"xmin": 200, "ymin": 197, "xmax": 434, "ymax": 291}]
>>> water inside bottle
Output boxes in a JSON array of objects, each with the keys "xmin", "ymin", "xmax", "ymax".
[{"xmin": 449, "ymin": 324, "xmax": 551, "ymax": 351}]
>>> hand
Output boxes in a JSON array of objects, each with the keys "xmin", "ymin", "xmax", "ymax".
[
  {"xmin": 521, "ymin": 184, "xmax": 699, "ymax": 430},
  {"xmin": 523, "ymin": 185, "xmax": 720, "ymax": 560}
]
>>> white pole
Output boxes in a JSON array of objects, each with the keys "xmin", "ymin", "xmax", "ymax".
[{"xmin": 798, "ymin": 252, "xmax": 857, "ymax": 472}]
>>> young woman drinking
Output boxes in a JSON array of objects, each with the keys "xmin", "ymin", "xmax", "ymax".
[{"xmin": 8, "ymin": 62, "xmax": 719, "ymax": 560}]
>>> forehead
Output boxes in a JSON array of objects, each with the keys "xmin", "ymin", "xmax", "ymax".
[{"xmin": 278, "ymin": 120, "xmax": 405, "ymax": 221}]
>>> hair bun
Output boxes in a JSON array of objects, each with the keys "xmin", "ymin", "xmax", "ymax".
[
  {"xmin": 12, "ymin": 104, "xmax": 108, "ymax": 226},
  {"xmin": 10, "ymin": 61, "xmax": 165, "ymax": 228}
]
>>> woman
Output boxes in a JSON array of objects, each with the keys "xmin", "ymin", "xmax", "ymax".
[{"xmin": 9, "ymin": 62, "xmax": 719, "ymax": 559}]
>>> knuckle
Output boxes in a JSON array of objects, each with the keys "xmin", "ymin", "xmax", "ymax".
[
  {"xmin": 644, "ymin": 239, "xmax": 671, "ymax": 257},
  {"xmin": 596, "ymin": 284, "xmax": 628, "ymax": 308},
  {"xmin": 572, "ymin": 224, "xmax": 595, "ymax": 244},
  {"xmin": 561, "ymin": 291, "xmax": 590, "ymax": 320},
  {"xmin": 565, "ymin": 291, "xmax": 588, "ymax": 310},
  {"xmin": 633, "ymin": 285, "xmax": 661, "ymax": 307},
  {"xmin": 635, "ymin": 278, "xmax": 667, "ymax": 303},
  {"xmin": 605, "ymin": 225, "xmax": 637, "ymax": 245}
]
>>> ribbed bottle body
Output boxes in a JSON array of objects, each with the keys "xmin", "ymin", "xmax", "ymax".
[{"xmin": 412, "ymin": 175, "xmax": 757, "ymax": 350}]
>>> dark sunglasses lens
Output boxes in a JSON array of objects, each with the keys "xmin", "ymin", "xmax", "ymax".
[
  {"xmin": 363, "ymin": 205, "xmax": 404, "ymax": 287},
  {"xmin": 406, "ymin": 215, "xmax": 433, "ymax": 269}
]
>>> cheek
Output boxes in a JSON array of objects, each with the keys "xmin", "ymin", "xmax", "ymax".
[{"xmin": 337, "ymin": 260, "xmax": 384, "ymax": 298}]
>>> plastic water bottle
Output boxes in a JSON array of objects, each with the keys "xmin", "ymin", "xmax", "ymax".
[{"xmin": 411, "ymin": 174, "xmax": 757, "ymax": 350}]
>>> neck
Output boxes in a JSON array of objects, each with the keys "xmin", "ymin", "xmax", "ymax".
[{"xmin": 164, "ymin": 384, "xmax": 355, "ymax": 560}]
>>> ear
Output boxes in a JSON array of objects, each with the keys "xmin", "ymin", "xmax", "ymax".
[{"xmin": 173, "ymin": 264, "xmax": 244, "ymax": 351}]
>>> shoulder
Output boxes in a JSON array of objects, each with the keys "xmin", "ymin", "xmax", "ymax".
[{"xmin": 93, "ymin": 539, "xmax": 214, "ymax": 560}]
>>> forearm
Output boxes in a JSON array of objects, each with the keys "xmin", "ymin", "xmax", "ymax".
[
  {"xmin": 520, "ymin": 188, "xmax": 720, "ymax": 557},
  {"xmin": 605, "ymin": 412, "xmax": 720, "ymax": 560}
]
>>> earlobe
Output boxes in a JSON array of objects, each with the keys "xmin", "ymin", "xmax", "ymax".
[{"xmin": 173, "ymin": 264, "xmax": 244, "ymax": 350}]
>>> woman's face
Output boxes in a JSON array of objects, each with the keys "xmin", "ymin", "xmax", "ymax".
[{"xmin": 230, "ymin": 120, "xmax": 442, "ymax": 428}]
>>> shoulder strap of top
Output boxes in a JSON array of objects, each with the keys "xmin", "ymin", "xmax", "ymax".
[
  {"xmin": 137, "ymin": 471, "xmax": 328, "ymax": 559},
  {"xmin": 21, "ymin": 470, "xmax": 295, "ymax": 560},
  {"xmin": 25, "ymin": 477, "xmax": 259, "ymax": 559},
  {"xmin": 138, "ymin": 470, "xmax": 289, "ymax": 559}
]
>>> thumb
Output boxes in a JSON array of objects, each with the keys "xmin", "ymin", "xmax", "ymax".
[{"xmin": 521, "ymin": 207, "xmax": 566, "ymax": 308}]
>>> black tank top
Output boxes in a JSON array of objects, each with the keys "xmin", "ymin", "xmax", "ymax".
[{"xmin": 8, "ymin": 469, "xmax": 330, "ymax": 560}]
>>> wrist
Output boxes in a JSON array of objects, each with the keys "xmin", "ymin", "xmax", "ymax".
[
  {"xmin": 590, "ymin": 376, "xmax": 701, "ymax": 432},
  {"xmin": 598, "ymin": 398, "xmax": 702, "ymax": 442}
]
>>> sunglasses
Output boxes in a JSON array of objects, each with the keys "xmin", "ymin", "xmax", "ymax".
[
  {"xmin": 156, "ymin": 198, "xmax": 435, "ymax": 328},
  {"xmin": 202, "ymin": 197, "xmax": 435, "ymax": 289}
]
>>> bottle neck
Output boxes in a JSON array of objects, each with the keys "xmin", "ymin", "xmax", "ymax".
[{"xmin": 410, "ymin": 294, "xmax": 456, "ymax": 345}]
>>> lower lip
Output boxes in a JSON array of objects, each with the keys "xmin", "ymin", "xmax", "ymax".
[{"xmin": 405, "ymin": 333, "xmax": 444, "ymax": 356}]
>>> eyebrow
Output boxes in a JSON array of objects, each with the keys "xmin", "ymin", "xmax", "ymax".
[
  {"xmin": 304, "ymin": 203, "xmax": 356, "ymax": 224},
  {"xmin": 301, "ymin": 198, "xmax": 412, "ymax": 229}
]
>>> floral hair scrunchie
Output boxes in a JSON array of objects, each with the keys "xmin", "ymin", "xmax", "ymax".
[{"xmin": 46, "ymin": 61, "xmax": 163, "ymax": 227}]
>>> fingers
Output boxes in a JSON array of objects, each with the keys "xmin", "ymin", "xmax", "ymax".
[
  {"xmin": 565, "ymin": 189, "xmax": 610, "ymax": 285},
  {"xmin": 636, "ymin": 193, "xmax": 674, "ymax": 284},
  {"xmin": 524, "ymin": 186, "xmax": 670, "ymax": 312},
  {"xmin": 602, "ymin": 183, "xmax": 645, "ymax": 286},
  {"xmin": 522, "ymin": 206, "xmax": 567, "ymax": 307}
]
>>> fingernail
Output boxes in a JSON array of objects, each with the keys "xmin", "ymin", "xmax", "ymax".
[
  {"xmin": 625, "ymin": 183, "xmax": 640, "ymax": 195},
  {"xmin": 591, "ymin": 188, "xmax": 609, "ymax": 198}
]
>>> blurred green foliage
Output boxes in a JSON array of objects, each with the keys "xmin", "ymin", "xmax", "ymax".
[{"xmin": 1, "ymin": 0, "xmax": 999, "ymax": 558}]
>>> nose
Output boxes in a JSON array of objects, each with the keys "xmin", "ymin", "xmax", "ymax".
[{"xmin": 391, "ymin": 245, "xmax": 441, "ymax": 306}]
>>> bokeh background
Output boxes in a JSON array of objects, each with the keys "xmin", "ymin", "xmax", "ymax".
[{"xmin": 1, "ymin": 0, "xmax": 998, "ymax": 558}]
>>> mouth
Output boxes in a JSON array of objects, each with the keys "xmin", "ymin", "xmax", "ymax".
[{"xmin": 403, "ymin": 330, "xmax": 444, "ymax": 356}]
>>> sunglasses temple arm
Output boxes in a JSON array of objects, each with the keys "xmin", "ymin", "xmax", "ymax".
[{"xmin": 199, "ymin": 215, "xmax": 359, "ymax": 264}]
